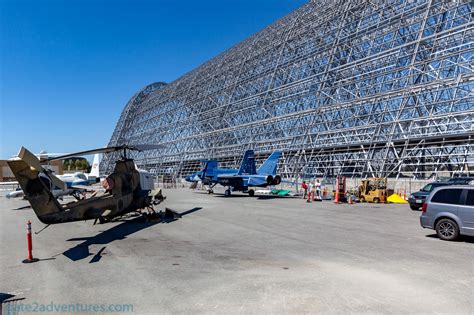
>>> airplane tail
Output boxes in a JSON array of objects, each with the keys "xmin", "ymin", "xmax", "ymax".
[
  {"xmin": 89, "ymin": 154, "xmax": 100, "ymax": 178},
  {"xmin": 238, "ymin": 150, "xmax": 256, "ymax": 175},
  {"xmin": 202, "ymin": 160, "xmax": 218, "ymax": 178},
  {"xmin": 257, "ymin": 151, "xmax": 282, "ymax": 175}
]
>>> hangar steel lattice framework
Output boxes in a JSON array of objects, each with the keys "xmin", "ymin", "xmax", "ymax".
[{"xmin": 103, "ymin": 0, "xmax": 474, "ymax": 180}]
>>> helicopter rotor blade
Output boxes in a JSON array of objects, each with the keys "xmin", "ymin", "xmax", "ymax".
[
  {"xmin": 45, "ymin": 144, "xmax": 166, "ymax": 161},
  {"xmin": 45, "ymin": 147, "xmax": 122, "ymax": 162},
  {"xmin": 129, "ymin": 144, "xmax": 165, "ymax": 152}
]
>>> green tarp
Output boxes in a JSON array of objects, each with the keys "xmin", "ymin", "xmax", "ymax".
[{"xmin": 271, "ymin": 189, "xmax": 291, "ymax": 196}]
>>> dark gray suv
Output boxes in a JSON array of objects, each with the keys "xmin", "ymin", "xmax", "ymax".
[
  {"xmin": 408, "ymin": 182, "xmax": 452, "ymax": 210},
  {"xmin": 420, "ymin": 186, "xmax": 474, "ymax": 241},
  {"xmin": 409, "ymin": 177, "xmax": 474, "ymax": 210}
]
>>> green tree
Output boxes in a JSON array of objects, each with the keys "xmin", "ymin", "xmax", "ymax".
[
  {"xmin": 74, "ymin": 160, "xmax": 82, "ymax": 170},
  {"xmin": 81, "ymin": 159, "xmax": 90, "ymax": 171}
]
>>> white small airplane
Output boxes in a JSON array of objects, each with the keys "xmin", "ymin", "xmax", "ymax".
[
  {"xmin": 3, "ymin": 153, "xmax": 101, "ymax": 199},
  {"xmin": 57, "ymin": 153, "xmax": 101, "ymax": 186}
]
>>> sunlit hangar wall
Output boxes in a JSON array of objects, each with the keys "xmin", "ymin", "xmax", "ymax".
[{"xmin": 103, "ymin": 0, "xmax": 473, "ymax": 180}]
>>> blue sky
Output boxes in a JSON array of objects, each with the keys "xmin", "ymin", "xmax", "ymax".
[{"xmin": 0, "ymin": 0, "xmax": 307, "ymax": 159}]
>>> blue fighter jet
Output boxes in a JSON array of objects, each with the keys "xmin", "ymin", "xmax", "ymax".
[
  {"xmin": 217, "ymin": 151, "xmax": 282, "ymax": 197},
  {"xmin": 185, "ymin": 150, "xmax": 254, "ymax": 194}
]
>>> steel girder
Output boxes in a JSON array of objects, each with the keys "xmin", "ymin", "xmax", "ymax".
[{"xmin": 102, "ymin": 0, "xmax": 473, "ymax": 180}]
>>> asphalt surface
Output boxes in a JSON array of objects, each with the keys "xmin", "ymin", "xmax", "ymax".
[{"xmin": 0, "ymin": 188, "xmax": 473, "ymax": 314}]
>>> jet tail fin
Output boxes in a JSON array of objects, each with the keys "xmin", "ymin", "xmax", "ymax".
[
  {"xmin": 202, "ymin": 160, "xmax": 218, "ymax": 178},
  {"xmin": 238, "ymin": 150, "xmax": 256, "ymax": 175},
  {"xmin": 257, "ymin": 151, "xmax": 282, "ymax": 175},
  {"xmin": 89, "ymin": 154, "xmax": 100, "ymax": 178}
]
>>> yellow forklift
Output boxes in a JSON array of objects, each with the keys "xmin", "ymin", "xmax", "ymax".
[{"xmin": 358, "ymin": 177, "xmax": 388, "ymax": 203}]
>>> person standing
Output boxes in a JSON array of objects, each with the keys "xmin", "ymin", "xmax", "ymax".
[
  {"xmin": 307, "ymin": 181, "xmax": 314, "ymax": 203},
  {"xmin": 301, "ymin": 181, "xmax": 308, "ymax": 199},
  {"xmin": 315, "ymin": 179, "xmax": 322, "ymax": 201}
]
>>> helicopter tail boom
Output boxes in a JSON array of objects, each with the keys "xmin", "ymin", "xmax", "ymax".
[
  {"xmin": 8, "ymin": 158, "xmax": 118, "ymax": 224},
  {"xmin": 7, "ymin": 159, "xmax": 65, "ymax": 224}
]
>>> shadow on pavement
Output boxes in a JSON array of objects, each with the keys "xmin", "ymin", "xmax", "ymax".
[
  {"xmin": 257, "ymin": 195, "xmax": 299, "ymax": 200},
  {"xmin": 37, "ymin": 257, "xmax": 56, "ymax": 262},
  {"xmin": 180, "ymin": 207, "xmax": 202, "ymax": 216},
  {"xmin": 89, "ymin": 246, "xmax": 107, "ymax": 263},
  {"xmin": 0, "ymin": 293, "xmax": 15, "ymax": 303},
  {"xmin": 425, "ymin": 233, "xmax": 474, "ymax": 244},
  {"xmin": 1, "ymin": 293, "xmax": 25, "ymax": 315},
  {"xmin": 63, "ymin": 207, "xmax": 202, "ymax": 262},
  {"xmin": 213, "ymin": 193, "xmax": 298, "ymax": 199},
  {"xmin": 213, "ymin": 194, "xmax": 251, "ymax": 198},
  {"xmin": 11, "ymin": 205, "xmax": 31, "ymax": 210}
]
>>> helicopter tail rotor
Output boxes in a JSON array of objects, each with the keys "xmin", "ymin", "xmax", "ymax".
[
  {"xmin": 19, "ymin": 147, "xmax": 66, "ymax": 190},
  {"xmin": 7, "ymin": 156, "xmax": 65, "ymax": 224}
]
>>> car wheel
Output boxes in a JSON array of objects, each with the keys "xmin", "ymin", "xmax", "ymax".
[
  {"xmin": 409, "ymin": 205, "xmax": 420, "ymax": 211},
  {"xmin": 435, "ymin": 218, "xmax": 460, "ymax": 241},
  {"xmin": 248, "ymin": 189, "xmax": 255, "ymax": 197},
  {"xmin": 224, "ymin": 189, "xmax": 231, "ymax": 197}
]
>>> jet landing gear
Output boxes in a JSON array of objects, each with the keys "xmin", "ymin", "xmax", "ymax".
[
  {"xmin": 207, "ymin": 184, "xmax": 217, "ymax": 194},
  {"xmin": 223, "ymin": 188, "xmax": 254, "ymax": 197}
]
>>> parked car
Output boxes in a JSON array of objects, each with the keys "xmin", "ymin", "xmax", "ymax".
[
  {"xmin": 420, "ymin": 186, "xmax": 474, "ymax": 241},
  {"xmin": 408, "ymin": 182, "xmax": 453, "ymax": 210}
]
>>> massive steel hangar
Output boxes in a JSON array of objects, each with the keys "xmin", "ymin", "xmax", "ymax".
[{"xmin": 102, "ymin": 0, "xmax": 473, "ymax": 180}]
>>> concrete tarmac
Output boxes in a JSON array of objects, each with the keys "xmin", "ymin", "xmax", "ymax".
[{"xmin": 0, "ymin": 188, "xmax": 473, "ymax": 314}]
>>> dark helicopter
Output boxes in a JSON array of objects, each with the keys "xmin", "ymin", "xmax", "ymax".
[{"xmin": 7, "ymin": 145, "xmax": 174, "ymax": 226}]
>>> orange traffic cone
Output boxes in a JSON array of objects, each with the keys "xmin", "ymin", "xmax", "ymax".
[{"xmin": 23, "ymin": 220, "xmax": 39, "ymax": 263}]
